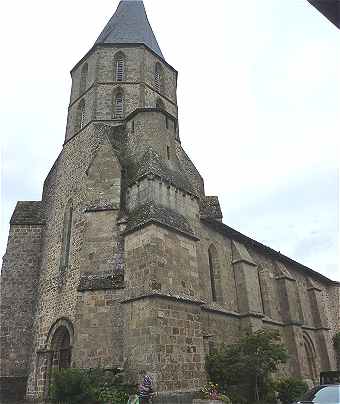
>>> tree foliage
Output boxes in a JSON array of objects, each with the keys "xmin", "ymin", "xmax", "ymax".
[
  {"xmin": 333, "ymin": 332, "xmax": 340, "ymax": 352},
  {"xmin": 206, "ymin": 329, "xmax": 288, "ymax": 403},
  {"xmin": 275, "ymin": 377, "xmax": 308, "ymax": 404}
]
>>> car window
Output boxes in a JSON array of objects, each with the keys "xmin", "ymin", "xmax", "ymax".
[{"xmin": 303, "ymin": 385, "xmax": 340, "ymax": 402}]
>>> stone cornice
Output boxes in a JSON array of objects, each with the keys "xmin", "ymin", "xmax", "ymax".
[
  {"xmin": 69, "ymin": 80, "xmax": 177, "ymax": 109},
  {"xmin": 123, "ymin": 218, "xmax": 200, "ymax": 241},
  {"xmin": 232, "ymin": 258, "xmax": 257, "ymax": 267},
  {"xmin": 275, "ymin": 275, "xmax": 296, "ymax": 282},
  {"xmin": 63, "ymin": 108, "xmax": 179, "ymax": 147},
  {"xmin": 307, "ymin": 285, "xmax": 322, "ymax": 292},
  {"xmin": 121, "ymin": 291, "xmax": 206, "ymax": 306},
  {"xmin": 71, "ymin": 43, "xmax": 178, "ymax": 76},
  {"xmin": 201, "ymin": 304, "xmax": 240, "ymax": 318},
  {"xmin": 302, "ymin": 325, "xmax": 331, "ymax": 331}
]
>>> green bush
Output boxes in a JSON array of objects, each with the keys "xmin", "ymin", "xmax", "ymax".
[
  {"xmin": 49, "ymin": 368, "xmax": 97, "ymax": 403},
  {"xmin": 206, "ymin": 329, "xmax": 288, "ymax": 403},
  {"xmin": 49, "ymin": 367, "xmax": 135, "ymax": 404},
  {"xmin": 275, "ymin": 377, "xmax": 308, "ymax": 404}
]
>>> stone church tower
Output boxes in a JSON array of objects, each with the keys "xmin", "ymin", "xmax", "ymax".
[{"xmin": 1, "ymin": 1, "xmax": 339, "ymax": 401}]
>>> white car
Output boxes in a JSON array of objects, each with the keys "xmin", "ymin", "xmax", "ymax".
[{"xmin": 293, "ymin": 384, "xmax": 340, "ymax": 403}]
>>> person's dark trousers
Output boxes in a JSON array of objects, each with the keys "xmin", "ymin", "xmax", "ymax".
[{"xmin": 140, "ymin": 398, "xmax": 150, "ymax": 404}]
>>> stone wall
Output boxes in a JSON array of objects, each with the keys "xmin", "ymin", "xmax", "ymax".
[
  {"xmin": 125, "ymin": 111, "xmax": 179, "ymax": 162},
  {"xmin": 74, "ymin": 289, "xmax": 124, "ymax": 369},
  {"xmin": 124, "ymin": 224, "xmax": 200, "ymax": 297},
  {"xmin": 122, "ymin": 296, "xmax": 206, "ymax": 392},
  {"xmin": 0, "ymin": 221, "xmax": 44, "ymax": 401}
]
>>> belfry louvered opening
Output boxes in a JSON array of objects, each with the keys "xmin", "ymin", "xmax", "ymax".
[{"xmin": 115, "ymin": 52, "xmax": 126, "ymax": 82}]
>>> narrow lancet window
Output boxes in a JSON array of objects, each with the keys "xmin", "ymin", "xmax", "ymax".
[
  {"xmin": 208, "ymin": 245, "xmax": 223, "ymax": 303},
  {"xmin": 78, "ymin": 99, "xmax": 86, "ymax": 131},
  {"xmin": 114, "ymin": 92, "xmax": 124, "ymax": 118},
  {"xmin": 155, "ymin": 63, "xmax": 164, "ymax": 93},
  {"xmin": 80, "ymin": 63, "xmax": 88, "ymax": 94},
  {"xmin": 208, "ymin": 247, "xmax": 217, "ymax": 302},
  {"xmin": 114, "ymin": 52, "xmax": 126, "ymax": 82},
  {"xmin": 60, "ymin": 200, "xmax": 73, "ymax": 271},
  {"xmin": 75, "ymin": 99, "xmax": 86, "ymax": 133}
]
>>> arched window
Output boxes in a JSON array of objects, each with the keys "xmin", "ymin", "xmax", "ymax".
[
  {"xmin": 155, "ymin": 62, "xmax": 164, "ymax": 93},
  {"xmin": 59, "ymin": 200, "xmax": 73, "ymax": 271},
  {"xmin": 208, "ymin": 245, "xmax": 222, "ymax": 303},
  {"xmin": 114, "ymin": 92, "xmax": 124, "ymax": 118},
  {"xmin": 114, "ymin": 52, "xmax": 126, "ymax": 82},
  {"xmin": 80, "ymin": 63, "xmax": 88, "ymax": 94},
  {"xmin": 303, "ymin": 333, "xmax": 318, "ymax": 382}
]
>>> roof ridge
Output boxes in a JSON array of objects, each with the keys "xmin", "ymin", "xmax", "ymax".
[{"xmin": 95, "ymin": 0, "xmax": 164, "ymax": 59}]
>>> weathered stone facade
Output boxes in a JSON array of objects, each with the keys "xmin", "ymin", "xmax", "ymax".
[{"xmin": 1, "ymin": 1, "xmax": 339, "ymax": 401}]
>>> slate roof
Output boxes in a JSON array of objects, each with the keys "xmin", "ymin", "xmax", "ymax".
[
  {"xmin": 10, "ymin": 201, "xmax": 45, "ymax": 225},
  {"xmin": 95, "ymin": 0, "xmax": 164, "ymax": 59},
  {"xmin": 127, "ymin": 149, "xmax": 197, "ymax": 196},
  {"xmin": 124, "ymin": 201, "xmax": 198, "ymax": 240},
  {"xmin": 202, "ymin": 218, "xmax": 338, "ymax": 285}
]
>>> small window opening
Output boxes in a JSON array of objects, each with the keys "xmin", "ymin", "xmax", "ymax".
[
  {"xmin": 156, "ymin": 98, "xmax": 165, "ymax": 110},
  {"xmin": 174, "ymin": 121, "xmax": 177, "ymax": 134},
  {"xmin": 166, "ymin": 146, "xmax": 170, "ymax": 160},
  {"xmin": 80, "ymin": 63, "xmax": 88, "ymax": 94},
  {"xmin": 115, "ymin": 93, "xmax": 124, "ymax": 118},
  {"xmin": 132, "ymin": 120, "xmax": 135, "ymax": 134},
  {"xmin": 208, "ymin": 340, "xmax": 217, "ymax": 355},
  {"xmin": 165, "ymin": 116, "xmax": 169, "ymax": 129}
]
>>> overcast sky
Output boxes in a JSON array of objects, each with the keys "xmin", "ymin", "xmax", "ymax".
[{"xmin": 1, "ymin": 0, "xmax": 339, "ymax": 281}]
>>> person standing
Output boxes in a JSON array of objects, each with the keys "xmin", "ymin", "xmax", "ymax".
[{"xmin": 138, "ymin": 375, "xmax": 154, "ymax": 404}]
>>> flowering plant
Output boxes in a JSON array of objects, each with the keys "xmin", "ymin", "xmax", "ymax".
[{"xmin": 200, "ymin": 382, "xmax": 232, "ymax": 402}]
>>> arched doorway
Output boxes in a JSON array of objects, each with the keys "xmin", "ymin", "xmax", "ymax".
[
  {"xmin": 50, "ymin": 325, "xmax": 72, "ymax": 371},
  {"xmin": 40, "ymin": 318, "xmax": 74, "ymax": 398}
]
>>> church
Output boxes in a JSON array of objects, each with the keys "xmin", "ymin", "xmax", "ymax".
[{"xmin": 1, "ymin": 1, "xmax": 339, "ymax": 401}]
